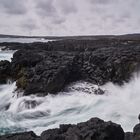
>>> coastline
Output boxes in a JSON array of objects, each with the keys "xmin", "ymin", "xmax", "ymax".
[{"xmin": 0, "ymin": 34, "xmax": 140, "ymax": 140}]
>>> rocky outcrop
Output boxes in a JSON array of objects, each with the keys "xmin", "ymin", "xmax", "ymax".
[
  {"xmin": 11, "ymin": 50, "xmax": 81, "ymax": 95},
  {"xmin": 41, "ymin": 118, "xmax": 124, "ymax": 140},
  {"xmin": 79, "ymin": 46, "xmax": 140, "ymax": 85},
  {"xmin": 0, "ymin": 118, "xmax": 124, "ymax": 140},
  {"xmin": 9, "ymin": 45, "xmax": 140, "ymax": 96},
  {"xmin": 1, "ymin": 37, "xmax": 140, "ymax": 95}
]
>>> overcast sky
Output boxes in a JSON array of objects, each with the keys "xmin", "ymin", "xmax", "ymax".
[{"xmin": 0, "ymin": 0, "xmax": 140, "ymax": 36}]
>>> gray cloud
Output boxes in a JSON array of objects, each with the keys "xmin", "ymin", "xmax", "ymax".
[
  {"xmin": 0, "ymin": 0, "xmax": 27, "ymax": 15},
  {"xmin": 21, "ymin": 19, "xmax": 38, "ymax": 31},
  {"xmin": 0, "ymin": 0, "xmax": 140, "ymax": 35},
  {"xmin": 52, "ymin": 17, "xmax": 66, "ymax": 25},
  {"xmin": 35, "ymin": 0, "xmax": 57, "ymax": 17},
  {"xmin": 56, "ymin": 0, "xmax": 78, "ymax": 15},
  {"xmin": 89, "ymin": 0, "xmax": 113, "ymax": 5}
]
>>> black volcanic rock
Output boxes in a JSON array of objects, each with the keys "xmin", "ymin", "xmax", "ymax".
[
  {"xmin": 79, "ymin": 46, "xmax": 140, "ymax": 85},
  {"xmin": 10, "ymin": 45, "xmax": 140, "ymax": 96},
  {"xmin": 0, "ymin": 118, "xmax": 124, "ymax": 140},
  {"xmin": 11, "ymin": 50, "xmax": 81, "ymax": 95},
  {"xmin": 0, "ymin": 60, "xmax": 11, "ymax": 84},
  {"xmin": 41, "ymin": 118, "xmax": 124, "ymax": 140},
  {"xmin": 1, "ymin": 37, "xmax": 140, "ymax": 95}
]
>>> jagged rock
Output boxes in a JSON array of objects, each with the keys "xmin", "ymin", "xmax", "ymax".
[
  {"xmin": 11, "ymin": 45, "xmax": 140, "ymax": 96},
  {"xmin": 11, "ymin": 51, "xmax": 81, "ymax": 95},
  {"xmin": 0, "ymin": 118, "xmax": 124, "ymax": 140},
  {"xmin": 41, "ymin": 117, "xmax": 124, "ymax": 140},
  {"xmin": 1, "ymin": 38, "xmax": 140, "ymax": 96},
  {"xmin": 0, "ymin": 60, "xmax": 11, "ymax": 83}
]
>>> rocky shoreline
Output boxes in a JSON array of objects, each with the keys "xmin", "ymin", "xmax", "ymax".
[
  {"xmin": 1, "ymin": 35, "xmax": 140, "ymax": 139},
  {"xmin": 1, "ymin": 37, "xmax": 140, "ymax": 96},
  {"xmin": 0, "ymin": 117, "xmax": 140, "ymax": 140}
]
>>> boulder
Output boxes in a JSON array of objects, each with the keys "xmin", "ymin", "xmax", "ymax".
[{"xmin": 41, "ymin": 118, "xmax": 124, "ymax": 140}]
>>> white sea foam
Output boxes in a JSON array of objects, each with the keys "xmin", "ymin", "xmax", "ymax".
[{"xmin": 0, "ymin": 75, "xmax": 140, "ymax": 135}]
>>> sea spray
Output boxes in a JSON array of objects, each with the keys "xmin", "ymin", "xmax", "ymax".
[{"xmin": 0, "ymin": 76, "xmax": 140, "ymax": 135}]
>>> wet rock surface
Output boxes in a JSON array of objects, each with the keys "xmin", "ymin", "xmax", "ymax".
[
  {"xmin": 0, "ymin": 118, "xmax": 124, "ymax": 140},
  {"xmin": 11, "ymin": 50, "xmax": 80, "ymax": 95},
  {"xmin": 1, "ymin": 36, "xmax": 140, "ymax": 95},
  {"xmin": 41, "ymin": 118, "xmax": 124, "ymax": 140},
  {"xmin": 0, "ymin": 60, "xmax": 11, "ymax": 84}
]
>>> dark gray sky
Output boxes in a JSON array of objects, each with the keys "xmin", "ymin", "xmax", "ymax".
[{"xmin": 0, "ymin": 0, "xmax": 140, "ymax": 36}]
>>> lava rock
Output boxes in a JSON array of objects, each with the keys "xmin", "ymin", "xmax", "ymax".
[
  {"xmin": 2, "ymin": 38, "xmax": 140, "ymax": 96},
  {"xmin": 11, "ymin": 45, "xmax": 140, "ymax": 96},
  {"xmin": 11, "ymin": 50, "xmax": 81, "ymax": 95},
  {"xmin": 0, "ymin": 60, "xmax": 11, "ymax": 83},
  {"xmin": 41, "ymin": 117, "xmax": 124, "ymax": 140}
]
